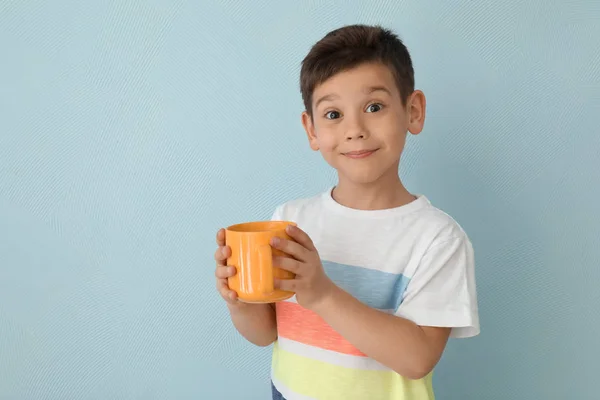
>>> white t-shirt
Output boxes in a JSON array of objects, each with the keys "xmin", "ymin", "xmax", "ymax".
[{"xmin": 270, "ymin": 188, "xmax": 479, "ymax": 400}]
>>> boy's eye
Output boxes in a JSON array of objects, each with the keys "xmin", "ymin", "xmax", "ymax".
[
  {"xmin": 325, "ymin": 111, "xmax": 341, "ymax": 120},
  {"xmin": 366, "ymin": 103, "xmax": 383, "ymax": 113}
]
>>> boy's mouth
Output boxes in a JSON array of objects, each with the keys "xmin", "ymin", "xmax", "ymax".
[{"xmin": 343, "ymin": 149, "xmax": 378, "ymax": 159}]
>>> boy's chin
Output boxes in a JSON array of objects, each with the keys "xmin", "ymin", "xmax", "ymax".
[{"xmin": 337, "ymin": 169, "xmax": 388, "ymax": 185}]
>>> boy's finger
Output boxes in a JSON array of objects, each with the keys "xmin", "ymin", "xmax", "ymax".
[
  {"xmin": 273, "ymin": 256, "xmax": 301, "ymax": 274},
  {"xmin": 226, "ymin": 290, "xmax": 238, "ymax": 303},
  {"xmin": 274, "ymin": 278, "xmax": 297, "ymax": 293},
  {"xmin": 214, "ymin": 247, "xmax": 226, "ymax": 264},
  {"xmin": 270, "ymin": 237, "xmax": 309, "ymax": 261},
  {"xmin": 217, "ymin": 279, "xmax": 228, "ymax": 292},
  {"xmin": 218, "ymin": 281, "xmax": 238, "ymax": 303},
  {"xmin": 214, "ymin": 246, "xmax": 231, "ymax": 264},
  {"xmin": 216, "ymin": 278, "xmax": 229, "ymax": 293},
  {"xmin": 215, "ymin": 265, "xmax": 236, "ymax": 279},
  {"xmin": 285, "ymin": 225, "xmax": 316, "ymax": 251},
  {"xmin": 216, "ymin": 228, "xmax": 226, "ymax": 246}
]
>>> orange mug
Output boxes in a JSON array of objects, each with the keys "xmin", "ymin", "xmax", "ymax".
[{"xmin": 225, "ymin": 221, "xmax": 296, "ymax": 303}]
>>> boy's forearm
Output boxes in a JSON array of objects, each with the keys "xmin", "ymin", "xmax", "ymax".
[
  {"xmin": 313, "ymin": 286, "xmax": 449, "ymax": 379},
  {"xmin": 228, "ymin": 303, "xmax": 277, "ymax": 347}
]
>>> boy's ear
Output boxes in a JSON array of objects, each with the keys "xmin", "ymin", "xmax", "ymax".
[
  {"xmin": 407, "ymin": 90, "xmax": 426, "ymax": 136},
  {"xmin": 301, "ymin": 111, "xmax": 320, "ymax": 151}
]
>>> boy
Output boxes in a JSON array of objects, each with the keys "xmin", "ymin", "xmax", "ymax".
[{"xmin": 214, "ymin": 24, "xmax": 479, "ymax": 400}]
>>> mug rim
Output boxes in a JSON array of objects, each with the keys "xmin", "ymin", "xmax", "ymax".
[{"xmin": 226, "ymin": 220, "xmax": 296, "ymax": 233}]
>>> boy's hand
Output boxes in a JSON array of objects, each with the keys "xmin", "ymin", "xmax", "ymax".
[
  {"xmin": 214, "ymin": 228, "xmax": 243, "ymax": 307},
  {"xmin": 270, "ymin": 225, "xmax": 336, "ymax": 311}
]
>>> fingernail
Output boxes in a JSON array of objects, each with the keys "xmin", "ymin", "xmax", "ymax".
[
  {"xmin": 271, "ymin": 237, "xmax": 279, "ymax": 246},
  {"xmin": 286, "ymin": 225, "xmax": 293, "ymax": 233}
]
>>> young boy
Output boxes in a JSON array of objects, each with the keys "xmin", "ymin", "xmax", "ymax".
[{"xmin": 214, "ymin": 24, "xmax": 479, "ymax": 400}]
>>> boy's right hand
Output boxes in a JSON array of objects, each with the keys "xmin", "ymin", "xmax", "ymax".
[{"xmin": 214, "ymin": 228, "xmax": 242, "ymax": 306}]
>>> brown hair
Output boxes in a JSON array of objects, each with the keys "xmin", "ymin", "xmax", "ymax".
[{"xmin": 300, "ymin": 24, "xmax": 415, "ymax": 116}]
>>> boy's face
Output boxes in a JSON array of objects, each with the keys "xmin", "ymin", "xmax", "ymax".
[{"xmin": 301, "ymin": 62, "xmax": 425, "ymax": 185}]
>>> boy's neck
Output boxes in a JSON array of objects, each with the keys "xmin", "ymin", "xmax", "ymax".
[{"xmin": 331, "ymin": 173, "xmax": 416, "ymax": 211}]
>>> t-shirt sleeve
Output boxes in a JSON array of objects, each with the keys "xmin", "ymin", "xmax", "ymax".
[{"xmin": 395, "ymin": 235, "xmax": 480, "ymax": 338}]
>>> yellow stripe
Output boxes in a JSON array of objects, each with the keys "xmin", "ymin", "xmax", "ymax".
[{"xmin": 272, "ymin": 342, "xmax": 435, "ymax": 400}]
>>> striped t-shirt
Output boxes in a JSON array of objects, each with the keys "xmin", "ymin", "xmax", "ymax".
[{"xmin": 269, "ymin": 188, "xmax": 480, "ymax": 400}]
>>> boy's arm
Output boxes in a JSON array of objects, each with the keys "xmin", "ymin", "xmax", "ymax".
[
  {"xmin": 313, "ymin": 288, "xmax": 449, "ymax": 379},
  {"xmin": 271, "ymin": 225, "xmax": 478, "ymax": 380},
  {"xmin": 227, "ymin": 303, "xmax": 277, "ymax": 347}
]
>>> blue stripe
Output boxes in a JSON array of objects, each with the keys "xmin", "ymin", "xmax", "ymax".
[{"xmin": 322, "ymin": 260, "xmax": 410, "ymax": 311}]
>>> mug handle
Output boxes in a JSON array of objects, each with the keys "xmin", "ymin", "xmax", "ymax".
[{"xmin": 257, "ymin": 245, "xmax": 274, "ymax": 294}]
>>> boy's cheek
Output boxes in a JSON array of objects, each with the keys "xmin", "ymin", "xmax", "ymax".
[{"xmin": 315, "ymin": 134, "xmax": 338, "ymax": 152}]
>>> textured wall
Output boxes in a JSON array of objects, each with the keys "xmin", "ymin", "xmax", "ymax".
[{"xmin": 1, "ymin": 1, "xmax": 599, "ymax": 399}]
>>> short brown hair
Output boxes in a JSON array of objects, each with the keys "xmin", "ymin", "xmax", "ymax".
[{"xmin": 300, "ymin": 24, "xmax": 415, "ymax": 115}]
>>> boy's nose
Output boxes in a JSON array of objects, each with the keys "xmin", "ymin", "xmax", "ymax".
[
  {"xmin": 345, "ymin": 126, "xmax": 369, "ymax": 140},
  {"xmin": 344, "ymin": 115, "xmax": 369, "ymax": 140},
  {"xmin": 346, "ymin": 132, "xmax": 366, "ymax": 140}
]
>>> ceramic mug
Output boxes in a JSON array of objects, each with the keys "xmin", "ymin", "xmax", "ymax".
[{"xmin": 225, "ymin": 220, "xmax": 296, "ymax": 303}]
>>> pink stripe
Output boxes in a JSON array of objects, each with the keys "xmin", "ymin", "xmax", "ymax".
[{"xmin": 276, "ymin": 301, "xmax": 366, "ymax": 357}]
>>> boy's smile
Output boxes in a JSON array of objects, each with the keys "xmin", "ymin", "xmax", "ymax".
[
  {"xmin": 301, "ymin": 62, "xmax": 426, "ymax": 186},
  {"xmin": 342, "ymin": 149, "xmax": 379, "ymax": 159}
]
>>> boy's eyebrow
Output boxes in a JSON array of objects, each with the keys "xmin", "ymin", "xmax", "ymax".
[
  {"xmin": 365, "ymin": 86, "xmax": 392, "ymax": 96},
  {"xmin": 314, "ymin": 93, "xmax": 339, "ymax": 109}
]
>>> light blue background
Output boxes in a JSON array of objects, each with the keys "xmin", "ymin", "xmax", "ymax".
[{"xmin": 1, "ymin": 1, "xmax": 599, "ymax": 399}]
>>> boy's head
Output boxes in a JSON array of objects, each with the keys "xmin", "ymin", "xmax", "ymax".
[{"xmin": 299, "ymin": 24, "xmax": 426, "ymax": 185}]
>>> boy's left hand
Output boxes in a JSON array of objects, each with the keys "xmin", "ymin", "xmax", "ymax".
[{"xmin": 270, "ymin": 224, "xmax": 336, "ymax": 311}]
